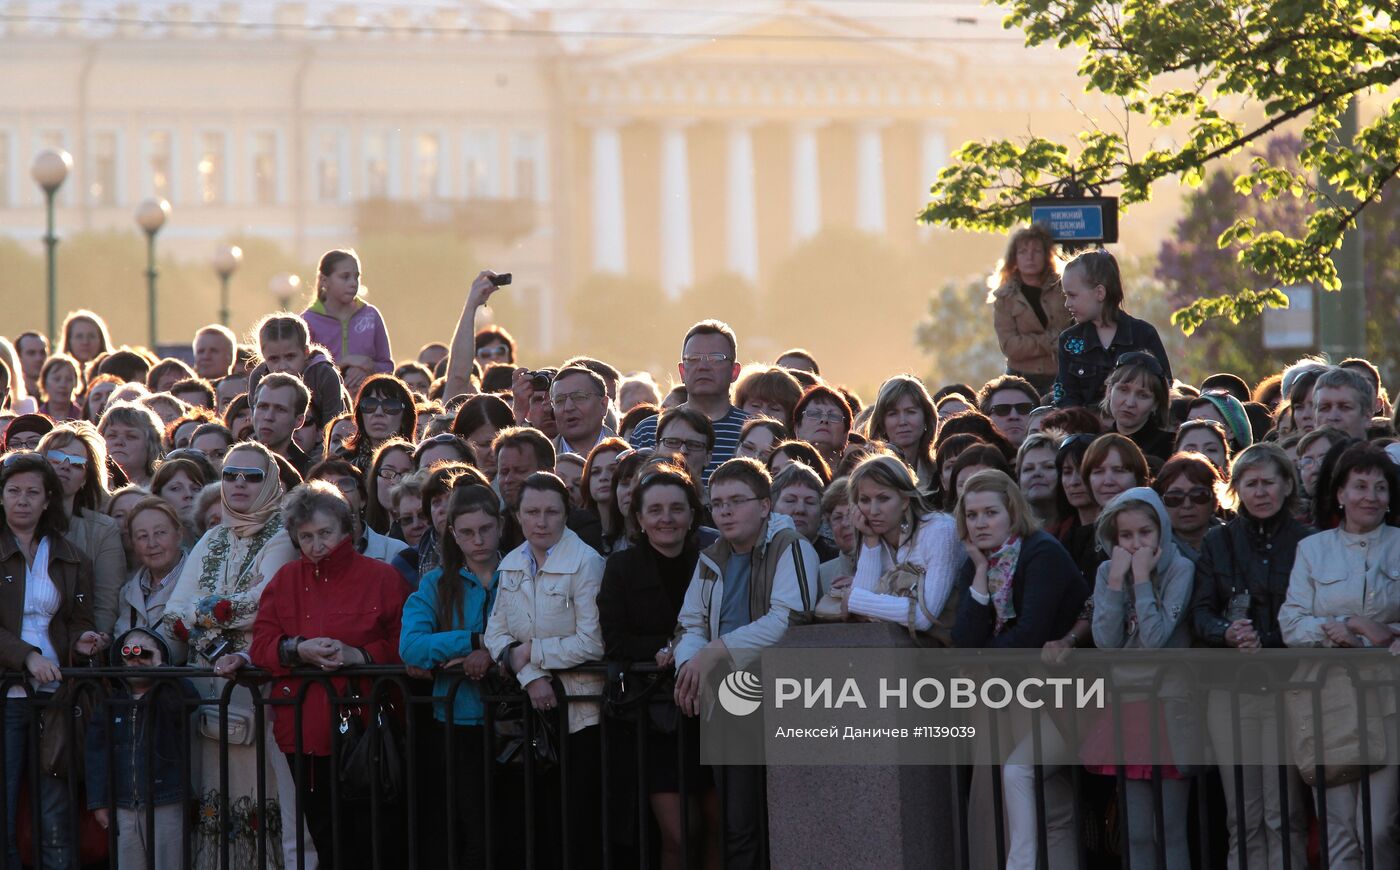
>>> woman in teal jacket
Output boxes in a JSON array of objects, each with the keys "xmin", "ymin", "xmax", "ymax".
[{"xmin": 399, "ymin": 483, "xmax": 502, "ymax": 866}]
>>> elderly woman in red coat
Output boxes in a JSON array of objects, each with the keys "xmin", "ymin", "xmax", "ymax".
[{"xmin": 239, "ymin": 480, "xmax": 407, "ymax": 870}]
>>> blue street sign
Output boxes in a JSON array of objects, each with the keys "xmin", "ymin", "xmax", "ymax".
[
  {"xmin": 1028, "ymin": 196, "xmax": 1118, "ymax": 244},
  {"xmin": 1030, "ymin": 203, "xmax": 1103, "ymax": 240}
]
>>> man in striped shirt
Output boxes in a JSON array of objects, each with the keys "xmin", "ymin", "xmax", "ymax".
[{"xmin": 628, "ymin": 319, "xmax": 750, "ymax": 486}]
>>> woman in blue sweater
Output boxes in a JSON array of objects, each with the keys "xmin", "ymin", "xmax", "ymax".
[{"xmin": 399, "ymin": 484, "xmax": 501, "ymax": 866}]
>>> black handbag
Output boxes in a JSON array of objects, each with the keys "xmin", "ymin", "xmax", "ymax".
[
  {"xmin": 335, "ymin": 691, "xmax": 404, "ymax": 803},
  {"xmin": 603, "ymin": 663, "xmax": 679, "ymax": 735},
  {"xmin": 487, "ymin": 674, "xmax": 560, "ymax": 771}
]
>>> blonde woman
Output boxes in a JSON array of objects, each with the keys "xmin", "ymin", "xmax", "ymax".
[
  {"xmin": 827, "ymin": 455, "xmax": 962, "ymax": 634},
  {"xmin": 989, "ymin": 224, "xmax": 1070, "ymax": 396},
  {"xmin": 952, "ymin": 469, "xmax": 1088, "ymax": 870}
]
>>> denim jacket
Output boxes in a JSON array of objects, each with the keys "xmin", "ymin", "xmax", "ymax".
[{"xmin": 1053, "ymin": 311, "xmax": 1172, "ymax": 408}]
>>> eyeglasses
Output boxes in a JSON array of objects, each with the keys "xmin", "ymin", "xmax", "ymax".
[
  {"xmin": 681, "ymin": 353, "xmax": 732, "ymax": 366},
  {"xmin": 222, "ymin": 466, "xmax": 267, "ymax": 485},
  {"xmin": 321, "ymin": 477, "xmax": 358, "ymax": 496},
  {"xmin": 989, "ymin": 402, "xmax": 1034, "ymax": 417},
  {"xmin": 120, "ymin": 645, "xmax": 154, "ymax": 661},
  {"xmin": 6, "ymin": 436, "xmax": 40, "ymax": 451},
  {"xmin": 800, "ymin": 409, "xmax": 845, "ymax": 425},
  {"xmin": 658, "ymin": 436, "xmax": 708, "ymax": 454},
  {"xmin": 361, "ymin": 398, "xmax": 405, "ymax": 415},
  {"xmin": 1161, "ymin": 486, "xmax": 1213, "ymax": 508},
  {"xmin": 45, "ymin": 449, "xmax": 88, "ymax": 469},
  {"xmin": 711, "ymin": 495, "xmax": 762, "ymax": 514},
  {"xmin": 477, "ymin": 345, "xmax": 510, "ymax": 360},
  {"xmin": 378, "ymin": 466, "xmax": 408, "ymax": 482},
  {"xmin": 551, "ymin": 391, "xmax": 603, "ymax": 409}
]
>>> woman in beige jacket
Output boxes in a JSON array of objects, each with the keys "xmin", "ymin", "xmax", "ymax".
[
  {"xmin": 989, "ymin": 224, "xmax": 1070, "ymax": 397},
  {"xmin": 485, "ymin": 470, "xmax": 606, "ymax": 868},
  {"xmin": 1280, "ymin": 443, "xmax": 1400, "ymax": 870}
]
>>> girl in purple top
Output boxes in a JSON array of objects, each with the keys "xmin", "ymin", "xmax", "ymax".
[{"xmin": 301, "ymin": 249, "xmax": 393, "ymax": 395}]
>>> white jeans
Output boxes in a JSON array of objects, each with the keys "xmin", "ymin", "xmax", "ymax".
[
  {"xmin": 1323, "ymin": 765, "xmax": 1399, "ymax": 870},
  {"xmin": 1206, "ymin": 690, "xmax": 1308, "ymax": 870},
  {"xmin": 972, "ymin": 718, "xmax": 1081, "ymax": 870}
]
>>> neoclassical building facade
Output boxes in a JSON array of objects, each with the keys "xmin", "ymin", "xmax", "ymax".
[{"xmin": 0, "ymin": 1, "xmax": 1184, "ymax": 359}]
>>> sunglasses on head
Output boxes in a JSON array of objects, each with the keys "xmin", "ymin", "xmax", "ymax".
[
  {"xmin": 1161, "ymin": 486, "xmax": 1212, "ymax": 508},
  {"xmin": 222, "ymin": 466, "xmax": 267, "ymax": 484},
  {"xmin": 361, "ymin": 398, "xmax": 405, "ymax": 415},
  {"xmin": 1114, "ymin": 351, "xmax": 1166, "ymax": 380},
  {"xmin": 121, "ymin": 645, "xmax": 154, "ymax": 661}
]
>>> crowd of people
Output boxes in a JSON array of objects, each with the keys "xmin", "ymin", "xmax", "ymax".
[{"xmin": 1, "ymin": 231, "xmax": 1399, "ymax": 870}]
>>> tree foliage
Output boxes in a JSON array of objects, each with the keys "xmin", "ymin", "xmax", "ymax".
[{"xmin": 919, "ymin": 0, "xmax": 1400, "ymax": 333}]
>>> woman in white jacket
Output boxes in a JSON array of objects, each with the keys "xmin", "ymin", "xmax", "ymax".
[
  {"xmin": 827, "ymin": 454, "xmax": 962, "ymax": 640},
  {"xmin": 485, "ymin": 470, "xmax": 606, "ymax": 868}
]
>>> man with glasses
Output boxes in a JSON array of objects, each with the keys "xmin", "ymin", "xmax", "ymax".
[
  {"xmin": 549, "ymin": 365, "xmax": 614, "ymax": 456},
  {"xmin": 628, "ymin": 320, "xmax": 750, "ymax": 487},
  {"xmin": 253, "ymin": 374, "xmax": 313, "ymax": 477},
  {"xmin": 977, "ymin": 375, "xmax": 1040, "ymax": 449},
  {"xmin": 674, "ymin": 458, "xmax": 819, "ymax": 869},
  {"xmin": 306, "ymin": 459, "xmax": 416, "ymax": 585}
]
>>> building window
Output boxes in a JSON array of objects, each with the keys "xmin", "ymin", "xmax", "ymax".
[
  {"xmin": 415, "ymin": 133, "xmax": 444, "ymax": 200},
  {"xmin": 251, "ymin": 131, "xmax": 278, "ymax": 205},
  {"xmin": 510, "ymin": 132, "xmax": 545, "ymax": 202},
  {"xmin": 145, "ymin": 130, "xmax": 174, "ymax": 201},
  {"xmin": 198, "ymin": 131, "xmax": 227, "ymax": 204},
  {"xmin": 89, "ymin": 131, "xmax": 119, "ymax": 207},
  {"xmin": 461, "ymin": 129, "xmax": 497, "ymax": 199},
  {"xmin": 364, "ymin": 131, "xmax": 394, "ymax": 199},
  {"xmin": 315, "ymin": 130, "xmax": 345, "ymax": 202}
]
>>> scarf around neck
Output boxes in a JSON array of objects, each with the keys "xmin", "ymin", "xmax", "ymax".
[{"xmin": 987, "ymin": 535, "xmax": 1022, "ymax": 636}]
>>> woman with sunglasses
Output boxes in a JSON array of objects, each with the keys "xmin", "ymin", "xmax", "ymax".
[
  {"xmin": 339, "ymin": 374, "xmax": 417, "ymax": 476},
  {"xmin": 36, "ymin": 422, "xmax": 129, "ymax": 634},
  {"xmin": 0, "ymin": 451, "xmax": 105, "ymax": 870},
  {"xmin": 1152, "ymin": 453, "xmax": 1224, "ymax": 563},
  {"xmin": 1191, "ymin": 444, "xmax": 1313, "ymax": 870},
  {"xmin": 161, "ymin": 441, "xmax": 307, "ymax": 870}
]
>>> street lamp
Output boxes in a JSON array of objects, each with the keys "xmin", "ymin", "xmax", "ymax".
[
  {"xmin": 268, "ymin": 272, "xmax": 302, "ymax": 310},
  {"xmin": 135, "ymin": 198, "xmax": 171, "ymax": 350},
  {"xmin": 211, "ymin": 244, "xmax": 243, "ymax": 327},
  {"xmin": 31, "ymin": 149, "xmax": 72, "ymax": 341}
]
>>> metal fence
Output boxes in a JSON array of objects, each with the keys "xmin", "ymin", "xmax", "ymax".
[{"xmin": 3, "ymin": 658, "xmax": 1396, "ymax": 870}]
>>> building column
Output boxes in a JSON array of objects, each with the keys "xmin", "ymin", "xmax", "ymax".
[
  {"xmin": 919, "ymin": 121, "xmax": 948, "ymax": 237},
  {"xmin": 726, "ymin": 121, "xmax": 759, "ymax": 283},
  {"xmin": 855, "ymin": 121, "xmax": 888, "ymax": 235},
  {"xmin": 590, "ymin": 121, "xmax": 627, "ymax": 274},
  {"xmin": 659, "ymin": 121, "xmax": 694, "ymax": 300},
  {"xmin": 790, "ymin": 120, "xmax": 824, "ymax": 245}
]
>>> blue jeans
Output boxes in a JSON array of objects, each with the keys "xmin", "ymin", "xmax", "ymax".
[{"xmin": 4, "ymin": 695, "xmax": 75, "ymax": 869}]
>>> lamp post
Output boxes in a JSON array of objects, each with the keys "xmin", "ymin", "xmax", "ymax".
[
  {"xmin": 135, "ymin": 198, "xmax": 171, "ymax": 350},
  {"xmin": 30, "ymin": 149, "xmax": 72, "ymax": 341},
  {"xmin": 211, "ymin": 244, "xmax": 243, "ymax": 327},
  {"xmin": 268, "ymin": 272, "xmax": 302, "ymax": 310}
]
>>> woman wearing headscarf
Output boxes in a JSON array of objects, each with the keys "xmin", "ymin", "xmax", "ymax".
[{"xmin": 160, "ymin": 441, "xmax": 305, "ymax": 870}]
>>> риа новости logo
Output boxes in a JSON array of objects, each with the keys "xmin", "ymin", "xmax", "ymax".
[{"xmin": 718, "ymin": 670, "xmax": 763, "ymax": 716}]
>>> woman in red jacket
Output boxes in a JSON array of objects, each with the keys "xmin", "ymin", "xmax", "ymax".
[{"xmin": 241, "ymin": 480, "xmax": 408, "ymax": 870}]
